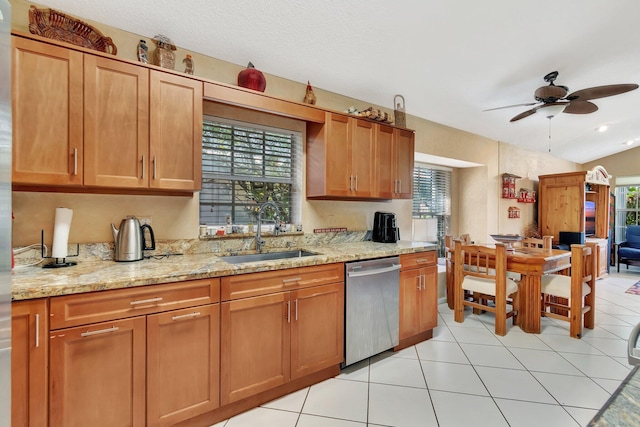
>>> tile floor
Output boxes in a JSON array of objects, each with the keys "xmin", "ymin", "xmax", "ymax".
[{"xmin": 211, "ymin": 269, "xmax": 640, "ymax": 427}]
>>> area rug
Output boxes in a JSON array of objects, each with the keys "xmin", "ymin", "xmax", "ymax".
[{"xmin": 625, "ymin": 281, "xmax": 640, "ymax": 295}]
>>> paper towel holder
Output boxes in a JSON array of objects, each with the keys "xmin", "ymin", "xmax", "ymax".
[{"xmin": 40, "ymin": 229, "xmax": 79, "ymax": 268}]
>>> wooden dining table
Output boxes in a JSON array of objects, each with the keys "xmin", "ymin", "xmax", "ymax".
[{"xmin": 448, "ymin": 245, "xmax": 572, "ymax": 334}]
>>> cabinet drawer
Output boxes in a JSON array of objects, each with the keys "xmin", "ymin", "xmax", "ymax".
[
  {"xmin": 50, "ymin": 278, "xmax": 220, "ymax": 330},
  {"xmin": 400, "ymin": 251, "xmax": 437, "ymax": 270},
  {"xmin": 221, "ymin": 263, "xmax": 344, "ymax": 301}
]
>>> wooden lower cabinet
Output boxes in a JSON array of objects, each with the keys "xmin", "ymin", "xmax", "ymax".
[
  {"xmin": 147, "ymin": 304, "xmax": 220, "ymax": 427},
  {"xmin": 587, "ymin": 237, "xmax": 609, "ymax": 279},
  {"xmin": 49, "ymin": 316, "xmax": 147, "ymax": 427},
  {"xmin": 399, "ymin": 265, "xmax": 437, "ymax": 340},
  {"xmin": 12, "ymin": 299, "xmax": 48, "ymax": 427},
  {"xmin": 221, "ymin": 282, "xmax": 344, "ymax": 405}
]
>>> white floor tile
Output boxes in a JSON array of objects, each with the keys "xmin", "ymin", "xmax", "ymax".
[
  {"xmin": 475, "ymin": 366, "xmax": 556, "ymax": 404},
  {"xmin": 537, "ymin": 334, "xmax": 604, "ymax": 355},
  {"xmin": 261, "ymin": 387, "xmax": 308, "ymax": 412},
  {"xmin": 592, "ymin": 377, "xmax": 624, "ymax": 394},
  {"xmin": 581, "ymin": 336, "xmax": 629, "ymax": 358},
  {"xmin": 415, "ymin": 339, "xmax": 469, "ymax": 364},
  {"xmin": 388, "ymin": 346, "xmax": 419, "ymax": 360},
  {"xmin": 368, "ymin": 383, "xmax": 437, "ymax": 427},
  {"xmin": 532, "ymin": 372, "xmax": 611, "ymax": 409},
  {"xmin": 430, "ymin": 325, "xmax": 456, "ymax": 342},
  {"xmin": 495, "ymin": 399, "xmax": 579, "ymax": 427},
  {"xmin": 595, "ymin": 312, "xmax": 635, "ymax": 326},
  {"xmin": 430, "ymin": 390, "xmax": 509, "ymax": 427},
  {"xmin": 208, "ymin": 421, "xmax": 227, "ymax": 427},
  {"xmin": 496, "ymin": 329, "xmax": 552, "ymax": 350},
  {"xmin": 580, "ymin": 326, "xmax": 623, "ymax": 339},
  {"xmin": 337, "ymin": 359, "xmax": 369, "ymax": 382},
  {"xmin": 439, "ymin": 310, "xmax": 488, "ymax": 329},
  {"xmin": 598, "ymin": 323, "xmax": 634, "ymax": 339},
  {"xmin": 563, "ymin": 406, "xmax": 599, "ymax": 427},
  {"xmin": 448, "ymin": 325, "xmax": 503, "ymax": 346},
  {"xmin": 559, "ymin": 352, "xmax": 632, "ymax": 380},
  {"xmin": 302, "ymin": 378, "xmax": 369, "ymax": 423},
  {"xmin": 460, "ymin": 342, "xmax": 525, "ymax": 369},
  {"xmin": 368, "ymin": 354, "xmax": 427, "ymax": 388},
  {"xmin": 421, "ymin": 360, "xmax": 488, "ymax": 396},
  {"xmin": 509, "ymin": 347, "xmax": 583, "ymax": 376},
  {"xmin": 296, "ymin": 414, "xmax": 366, "ymax": 427},
  {"xmin": 225, "ymin": 407, "xmax": 298, "ymax": 427}
]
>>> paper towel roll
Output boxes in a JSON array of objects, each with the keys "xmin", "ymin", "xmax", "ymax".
[{"xmin": 52, "ymin": 207, "xmax": 73, "ymax": 259}]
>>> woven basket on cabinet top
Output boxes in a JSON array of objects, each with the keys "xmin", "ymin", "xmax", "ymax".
[{"xmin": 28, "ymin": 5, "xmax": 117, "ymax": 55}]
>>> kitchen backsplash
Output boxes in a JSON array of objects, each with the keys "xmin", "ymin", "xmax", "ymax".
[{"xmin": 13, "ymin": 231, "xmax": 369, "ymax": 266}]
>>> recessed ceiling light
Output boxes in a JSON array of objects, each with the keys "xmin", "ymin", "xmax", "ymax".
[
  {"xmin": 626, "ymin": 140, "xmax": 635, "ymax": 146},
  {"xmin": 597, "ymin": 125, "xmax": 608, "ymax": 132}
]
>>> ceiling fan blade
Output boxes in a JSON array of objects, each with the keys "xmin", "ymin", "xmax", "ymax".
[
  {"xmin": 483, "ymin": 102, "xmax": 538, "ymax": 112},
  {"xmin": 510, "ymin": 108, "xmax": 537, "ymax": 122},
  {"xmin": 563, "ymin": 100, "xmax": 598, "ymax": 114},
  {"xmin": 568, "ymin": 84, "xmax": 639, "ymax": 101}
]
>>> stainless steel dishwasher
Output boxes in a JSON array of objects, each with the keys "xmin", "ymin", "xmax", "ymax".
[{"xmin": 344, "ymin": 256, "xmax": 401, "ymax": 366}]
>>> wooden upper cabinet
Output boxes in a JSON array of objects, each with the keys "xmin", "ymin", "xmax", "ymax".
[
  {"xmin": 12, "ymin": 36, "xmax": 83, "ymax": 186},
  {"xmin": 375, "ymin": 124, "xmax": 395, "ymax": 199},
  {"xmin": 350, "ymin": 119, "xmax": 375, "ymax": 198},
  {"xmin": 84, "ymin": 55, "xmax": 150, "ymax": 188},
  {"xmin": 393, "ymin": 128, "xmax": 415, "ymax": 199},
  {"xmin": 315, "ymin": 112, "xmax": 351, "ymax": 197},
  {"xmin": 149, "ymin": 71, "xmax": 203, "ymax": 191}
]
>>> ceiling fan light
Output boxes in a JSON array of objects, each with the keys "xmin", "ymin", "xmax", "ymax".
[
  {"xmin": 598, "ymin": 125, "xmax": 609, "ymax": 132},
  {"xmin": 535, "ymin": 103, "xmax": 567, "ymax": 119}
]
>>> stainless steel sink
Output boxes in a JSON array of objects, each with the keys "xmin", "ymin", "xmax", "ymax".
[{"xmin": 219, "ymin": 250, "xmax": 317, "ymax": 264}]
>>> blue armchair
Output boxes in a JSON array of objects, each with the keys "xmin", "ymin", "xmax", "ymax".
[{"xmin": 617, "ymin": 226, "xmax": 640, "ymax": 272}]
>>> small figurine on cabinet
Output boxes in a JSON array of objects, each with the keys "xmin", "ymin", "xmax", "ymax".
[
  {"xmin": 137, "ymin": 39, "xmax": 149, "ymax": 64},
  {"xmin": 152, "ymin": 34, "xmax": 177, "ymax": 70},
  {"xmin": 303, "ymin": 81, "xmax": 316, "ymax": 105},
  {"xmin": 183, "ymin": 54, "xmax": 194, "ymax": 74}
]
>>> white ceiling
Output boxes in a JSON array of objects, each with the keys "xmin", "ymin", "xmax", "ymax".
[{"xmin": 37, "ymin": 0, "xmax": 640, "ymax": 164}]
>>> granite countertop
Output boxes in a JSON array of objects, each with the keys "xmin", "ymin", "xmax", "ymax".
[
  {"xmin": 11, "ymin": 240, "xmax": 437, "ymax": 301},
  {"xmin": 589, "ymin": 366, "xmax": 640, "ymax": 426}
]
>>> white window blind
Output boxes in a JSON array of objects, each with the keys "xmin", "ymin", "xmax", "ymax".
[
  {"xmin": 413, "ymin": 165, "xmax": 451, "ymax": 255},
  {"xmin": 200, "ymin": 117, "xmax": 301, "ymax": 225}
]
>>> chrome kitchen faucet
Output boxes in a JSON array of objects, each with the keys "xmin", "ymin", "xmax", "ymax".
[{"xmin": 256, "ymin": 201, "xmax": 280, "ymax": 253}]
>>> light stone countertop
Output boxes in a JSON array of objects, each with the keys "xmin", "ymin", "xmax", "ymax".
[{"xmin": 11, "ymin": 241, "xmax": 437, "ymax": 301}]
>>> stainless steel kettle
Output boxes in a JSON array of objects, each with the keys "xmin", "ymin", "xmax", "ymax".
[{"xmin": 111, "ymin": 216, "xmax": 155, "ymax": 262}]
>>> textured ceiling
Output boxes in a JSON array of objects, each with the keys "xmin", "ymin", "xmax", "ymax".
[{"xmin": 37, "ymin": 0, "xmax": 640, "ymax": 165}]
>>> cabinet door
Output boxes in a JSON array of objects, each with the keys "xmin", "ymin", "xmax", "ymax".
[
  {"xmin": 149, "ymin": 71, "xmax": 202, "ymax": 190},
  {"xmin": 419, "ymin": 265, "xmax": 438, "ymax": 332},
  {"xmin": 12, "ymin": 300, "xmax": 48, "ymax": 427},
  {"xmin": 375, "ymin": 124, "xmax": 395, "ymax": 199},
  {"xmin": 147, "ymin": 304, "xmax": 219, "ymax": 427},
  {"xmin": 49, "ymin": 317, "xmax": 146, "ymax": 427},
  {"xmin": 351, "ymin": 119, "xmax": 375, "ymax": 197},
  {"xmin": 220, "ymin": 293, "xmax": 290, "ymax": 404},
  {"xmin": 84, "ymin": 55, "xmax": 150, "ymax": 188},
  {"xmin": 12, "ymin": 37, "xmax": 83, "ymax": 186},
  {"xmin": 291, "ymin": 283, "xmax": 344, "ymax": 380},
  {"xmin": 324, "ymin": 113, "xmax": 352, "ymax": 197},
  {"xmin": 393, "ymin": 128, "xmax": 414, "ymax": 199},
  {"xmin": 399, "ymin": 269, "xmax": 421, "ymax": 340}
]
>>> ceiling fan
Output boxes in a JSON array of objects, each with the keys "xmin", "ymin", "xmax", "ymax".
[{"xmin": 485, "ymin": 71, "xmax": 639, "ymax": 122}]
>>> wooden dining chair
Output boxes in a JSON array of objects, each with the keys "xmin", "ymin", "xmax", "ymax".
[
  {"xmin": 520, "ymin": 236, "xmax": 553, "ymax": 251},
  {"xmin": 540, "ymin": 242, "xmax": 596, "ymax": 338},
  {"xmin": 453, "ymin": 240, "xmax": 519, "ymax": 336},
  {"xmin": 445, "ymin": 234, "xmax": 472, "ymax": 309}
]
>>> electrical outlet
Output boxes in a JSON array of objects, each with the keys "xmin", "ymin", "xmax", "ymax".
[{"xmin": 138, "ymin": 216, "xmax": 152, "ymax": 226}]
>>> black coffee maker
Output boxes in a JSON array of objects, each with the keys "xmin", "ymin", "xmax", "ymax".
[{"xmin": 372, "ymin": 211, "xmax": 400, "ymax": 243}]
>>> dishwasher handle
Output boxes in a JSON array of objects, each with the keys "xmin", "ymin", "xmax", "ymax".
[
  {"xmin": 628, "ymin": 322, "xmax": 640, "ymax": 365},
  {"xmin": 347, "ymin": 263, "xmax": 401, "ymax": 278}
]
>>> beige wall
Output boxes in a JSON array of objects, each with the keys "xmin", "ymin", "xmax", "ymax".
[
  {"xmin": 11, "ymin": 1, "xmax": 579, "ymax": 247},
  {"xmin": 584, "ymin": 146, "xmax": 640, "ymax": 187}
]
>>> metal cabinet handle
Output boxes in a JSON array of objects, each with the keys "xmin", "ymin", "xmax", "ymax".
[
  {"xmin": 172, "ymin": 311, "xmax": 200, "ymax": 321},
  {"xmin": 141, "ymin": 155, "xmax": 145, "ymax": 179},
  {"xmin": 73, "ymin": 148, "xmax": 78, "ymax": 175},
  {"xmin": 295, "ymin": 299, "xmax": 298, "ymax": 321},
  {"xmin": 286, "ymin": 300, "xmax": 291, "ymax": 323},
  {"xmin": 422, "ymin": 274, "xmax": 426, "ymax": 290},
  {"xmin": 35, "ymin": 313, "xmax": 40, "ymax": 348},
  {"xmin": 81, "ymin": 326, "xmax": 119, "ymax": 337},
  {"xmin": 130, "ymin": 297, "xmax": 163, "ymax": 306},
  {"xmin": 348, "ymin": 175, "xmax": 353, "ymax": 191},
  {"xmin": 153, "ymin": 156, "xmax": 157, "ymax": 179},
  {"xmin": 282, "ymin": 277, "xmax": 302, "ymax": 284},
  {"xmin": 416, "ymin": 276, "xmax": 421, "ymax": 290},
  {"xmin": 398, "ymin": 179, "xmax": 402, "ymax": 193},
  {"xmin": 415, "ymin": 258, "xmax": 428, "ymax": 264}
]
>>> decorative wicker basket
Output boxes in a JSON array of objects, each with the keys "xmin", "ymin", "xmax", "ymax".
[{"xmin": 28, "ymin": 6, "xmax": 117, "ymax": 55}]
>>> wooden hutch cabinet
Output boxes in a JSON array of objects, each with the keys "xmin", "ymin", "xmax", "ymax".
[{"xmin": 538, "ymin": 168, "xmax": 611, "ymax": 278}]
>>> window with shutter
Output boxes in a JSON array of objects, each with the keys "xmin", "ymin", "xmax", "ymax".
[
  {"xmin": 413, "ymin": 164, "xmax": 451, "ymax": 255},
  {"xmin": 200, "ymin": 117, "xmax": 302, "ymax": 226}
]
